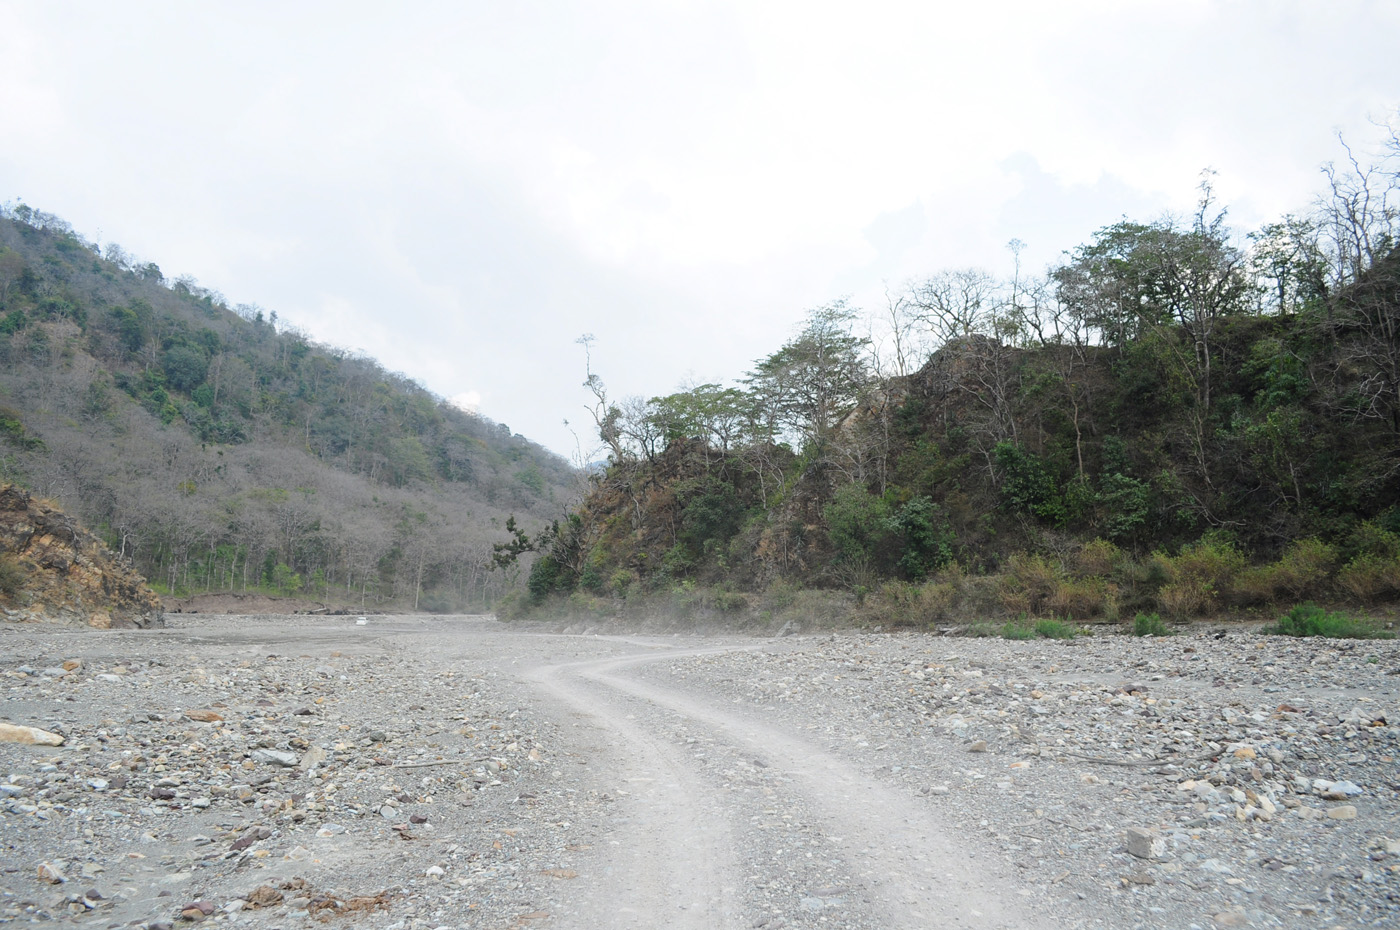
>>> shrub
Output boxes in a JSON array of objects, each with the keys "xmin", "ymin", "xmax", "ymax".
[
  {"xmin": 1048, "ymin": 576, "xmax": 1108, "ymax": 620},
  {"xmin": 1337, "ymin": 553, "xmax": 1400, "ymax": 603},
  {"xmin": 1034, "ymin": 618, "xmax": 1078, "ymax": 639},
  {"xmin": 1233, "ymin": 565, "xmax": 1278, "ymax": 606},
  {"xmin": 567, "ymin": 591, "xmax": 610, "ymax": 618},
  {"xmin": 763, "ymin": 579, "xmax": 798, "ymax": 613},
  {"xmin": 417, "ymin": 591, "xmax": 459, "ymax": 614},
  {"xmin": 1152, "ymin": 539, "xmax": 1245, "ymax": 615},
  {"xmin": 1269, "ymin": 539, "xmax": 1337, "ymax": 599},
  {"xmin": 493, "ymin": 590, "xmax": 527, "ymax": 620},
  {"xmin": 1169, "ymin": 539, "xmax": 1246, "ymax": 594},
  {"xmin": 999, "ymin": 552, "xmax": 1061, "ymax": 614},
  {"xmin": 1237, "ymin": 538, "xmax": 1337, "ymax": 605},
  {"xmin": 1000, "ymin": 620, "xmax": 1036, "ymax": 640},
  {"xmin": 1157, "ymin": 577, "xmax": 1213, "ymax": 619},
  {"xmin": 1266, "ymin": 603, "xmax": 1394, "ymax": 639},
  {"xmin": 1131, "ymin": 612, "xmax": 1170, "ymax": 636},
  {"xmin": 857, "ymin": 578, "xmax": 962, "ymax": 629},
  {"xmin": 0, "ymin": 555, "xmax": 25, "ymax": 601},
  {"xmin": 1074, "ymin": 538, "xmax": 1122, "ymax": 577},
  {"xmin": 966, "ymin": 622, "xmax": 999, "ymax": 638},
  {"xmin": 1346, "ymin": 521, "xmax": 1400, "ymax": 561},
  {"xmin": 609, "ymin": 568, "xmax": 637, "ymax": 598},
  {"xmin": 713, "ymin": 589, "xmax": 748, "ymax": 612}
]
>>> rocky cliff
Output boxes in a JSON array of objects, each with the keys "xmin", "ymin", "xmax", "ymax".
[{"xmin": 0, "ymin": 485, "xmax": 163, "ymax": 628}]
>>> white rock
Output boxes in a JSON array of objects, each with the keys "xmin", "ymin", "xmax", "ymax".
[
  {"xmin": 0, "ymin": 723, "xmax": 64, "ymax": 746},
  {"xmin": 251, "ymin": 749, "xmax": 299, "ymax": 767}
]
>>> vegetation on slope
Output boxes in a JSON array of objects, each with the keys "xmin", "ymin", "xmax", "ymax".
[
  {"xmin": 0, "ymin": 206, "xmax": 575, "ymax": 610},
  {"xmin": 504, "ymin": 137, "xmax": 1400, "ymax": 629}
]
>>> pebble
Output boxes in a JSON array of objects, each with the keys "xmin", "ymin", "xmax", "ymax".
[
  {"xmin": 2, "ymin": 616, "xmax": 1397, "ymax": 930},
  {"xmin": 654, "ymin": 626, "xmax": 1400, "ymax": 929}
]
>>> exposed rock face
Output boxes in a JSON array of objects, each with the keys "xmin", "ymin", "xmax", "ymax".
[{"xmin": 0, "ymin": 484, "xmax": 163, "ymax": 628}]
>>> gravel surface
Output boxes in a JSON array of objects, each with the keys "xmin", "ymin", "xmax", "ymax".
[{"xmin": 1, "ymin": 615, "xmax": 1397, "ymax": 929}]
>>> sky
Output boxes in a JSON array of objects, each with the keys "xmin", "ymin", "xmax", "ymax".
[{"xmin": 2, "ymin": 1, "xmax": 1398, "ymax": 461}]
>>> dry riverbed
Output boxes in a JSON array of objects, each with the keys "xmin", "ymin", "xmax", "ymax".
[{"xmin": 0, "ymin": 615, "xmax": 1396, "ymax": 929}]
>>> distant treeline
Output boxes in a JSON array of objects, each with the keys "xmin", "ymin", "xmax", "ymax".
[{"xmin": 0, "ymin": 205, "xmax": 576, "ymax": 609}]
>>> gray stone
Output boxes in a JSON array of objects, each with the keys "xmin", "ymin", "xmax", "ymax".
[
  {"xmin": 1321, "ymin": 780, "xmax": 1362, "ymax": 800},
  {"xmin": 250, "ymin": 749, "xmax": 298, "ymax": 767},
  {"xmin": 1125, "ymin": 827, "xmax": 1167, "ymax": 860}
]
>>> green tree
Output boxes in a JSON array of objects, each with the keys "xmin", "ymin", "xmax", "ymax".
[
  {"xmin": 994, "ymin": 441, "xmax": 1066, "ymax": 526},
  {"xmin": 163, "ymin": 345, "xmax": 208, "ymax": 391},
  {"xmin": 887, "ymin": 496, "xmax": 954, "ymax": 580},
  {"xmin": 824, "ymin": 484, "xmax": 895, "ymax": 583},
  {"xmin": 745, "ymin": 301, "xmax": 869, "ymax": 453}
]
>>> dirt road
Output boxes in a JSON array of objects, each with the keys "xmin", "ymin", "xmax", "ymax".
[
  {"xmin": 2, "ymin": 615, "xmax": 1396, "ymax": 929},
  {"xmin": 531, "ymin": 643, "xmax": 1045, "ymax": 929}
]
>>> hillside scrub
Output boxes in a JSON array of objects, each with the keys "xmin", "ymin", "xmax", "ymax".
[
  {"xmin": 0, "ymin": 207, "xmax": 576, "ymax": 611},
  {"xmin": 509, "ymin": 126, "xmax": 1400, "ymax": 626}
]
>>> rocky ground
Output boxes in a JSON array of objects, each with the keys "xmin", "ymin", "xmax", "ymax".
[{"xmin": 0, "ymin": 615, "xmax": 1396, "ymax": 929}]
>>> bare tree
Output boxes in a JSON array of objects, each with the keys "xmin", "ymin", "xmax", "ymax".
[
  {"xmin": 1318, "ymin": 133, "xmax": 1398, "ymax": 287},
  {"xmin": 908, "ymin": 268, "xmax": 1000, "ymax": 347}
]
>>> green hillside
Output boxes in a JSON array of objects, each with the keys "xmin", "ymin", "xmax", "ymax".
[
  {"xmin": 507, "ymin": 159, "xmax": 1400, "ymax": 627},
  {"xmin": 0, "ymin": 206, "xmax": 575, "ymax": 611}
]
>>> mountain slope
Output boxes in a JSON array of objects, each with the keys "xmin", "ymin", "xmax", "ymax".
[{"xmin": 0, "ymin": 206, "xmax": 575, "ymax": 610}]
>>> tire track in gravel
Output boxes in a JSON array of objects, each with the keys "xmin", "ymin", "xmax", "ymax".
[
  {"xmin": 526, "ymin": 645, "xmax": 744, "ymax": 930},
  {"xmin": 531, "ymin": 641, "xmax": 1059, "ymax": 930}
]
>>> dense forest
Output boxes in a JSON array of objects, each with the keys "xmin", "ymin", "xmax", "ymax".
[
  {"xmin": 0, "ymin": 206, "xmax": 575, "ymax": 610},
  {"xmin": 507, "ymin": 132, "xmax": 1400, "ymax": 627}
]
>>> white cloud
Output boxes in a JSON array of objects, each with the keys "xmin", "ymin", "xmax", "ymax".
[{"xmin": 1, "ymin": 0, "xmax": 1397, "ymax": 457}]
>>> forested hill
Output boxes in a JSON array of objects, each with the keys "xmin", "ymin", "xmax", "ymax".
[
  {"xmin": 513, "ymin": 159, "xmax": 1400, "ymax": 626},
  {"xmin": 0, "ymin": 206, "xmax": 576, "ymax": 610}
]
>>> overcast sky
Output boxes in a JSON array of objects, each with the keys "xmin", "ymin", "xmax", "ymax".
[{"xmin": 3, "ymin": 1, "xmax": 1398, "ymax": 460}]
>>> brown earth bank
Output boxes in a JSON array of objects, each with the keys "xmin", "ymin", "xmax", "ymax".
[
  {"xmin": 0, "ymin": 613, "xmax": 1396, "ymax": 929},
  {"xmin": 0, "ymin": 485, "xmax": 162, "ymax": 629}
]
